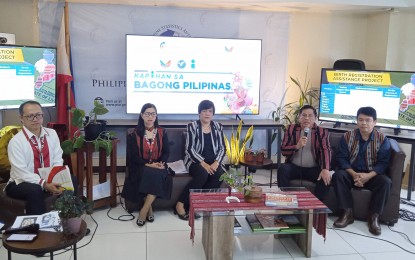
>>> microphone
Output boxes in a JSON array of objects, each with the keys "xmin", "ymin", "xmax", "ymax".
[
  {"xmin": 3, "ymin": 223, "xmax": 39, "ymax": 234},
  {"xmin": 300, "ymin": 127, "xmax": 310, "ymax": 187},
  {"xmin": 304, "ymin": 127, "xmax": 310, "ymax": 137}
]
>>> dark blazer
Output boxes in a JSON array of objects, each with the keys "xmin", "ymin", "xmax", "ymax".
[
  {"xmin": 184, "ymin": 120, "xmax": 226, "ymax": 170},
  {"xmin": 281, "ymin": 123, "xmax": 331, "ymax": 170}
]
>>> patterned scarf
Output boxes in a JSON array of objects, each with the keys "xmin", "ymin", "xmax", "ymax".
[
  {"xmin": 135, "ymin": 128, "xmax": 163, "ymax": 162},
  {"xmin": 22, "ymin": 128, "xmax": 50, "ymax": 174},
  {"xmin": 344, "ymin": 129, "xmax": 384, "ymax": 171}
]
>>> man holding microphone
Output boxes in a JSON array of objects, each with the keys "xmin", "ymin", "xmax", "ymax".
[{"xmin": 277, "ymin": 105, "xmax": 332, "ymax": 200}]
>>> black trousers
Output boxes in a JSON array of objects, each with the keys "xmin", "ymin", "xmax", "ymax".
[
  {"xmin": 6, "ymin": 175, "xmax": 79, "ymax": 215},
  {"xmin": 178, "ymin": 163, "xmax": 224, "ymax": 210},
  {"xmin": 332, "ymin": 169, "xmax": 391, "ymax": 214},
  {"xmin": 277, "ymin": 163, "xmax": 330, "ymax": 201}
]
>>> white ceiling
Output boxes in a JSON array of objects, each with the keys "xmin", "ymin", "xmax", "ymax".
[{"xmin": 65, "ymin": 0, "xmax": 415, "ymax": 13}]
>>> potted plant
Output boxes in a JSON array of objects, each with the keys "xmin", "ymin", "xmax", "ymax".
[
  {"xmin": 220, "ymin": 167, "xmax": 249, "ymax": 193},
  {"xmin": 82, "ymin": 100, "xmax": 110, "ymax": 141},
  {"xmin": 53, "ymin": 190, "xmax": 94, "ymax": 235},
  {"xmin": 270, "ymin": 70, "xmax": 320, "ymax": 144},
  {"xmin": 61, "ymin": 100, "xmax": 116, "ymax": 155},
  {"xmin": 223, "ymin": 120, "xmax": 254, "ymax": 166},
  {"xmin": 220, "ymin": 121, "xmax": 253, "ymax": 199},
  {"xmin": 255, "ymin": 149, "xmax": 266, "ymax": 163},
  {"xmin": 220, "ymin": 170, "xmax": 262, "ymax": 203},
  {"xmin": 244, "ymin": 148, "xmax": 255, "ymax": 162},
  {"xmin": 283, "ymin": 75, "xmax": 320, "ymax": 124},
  {"xmin": 244, "ymin": 184, "xmax": 263, "ymax": 203}
]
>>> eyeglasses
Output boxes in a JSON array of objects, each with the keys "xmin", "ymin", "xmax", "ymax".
[
  {"xmin": 23, "ymin": 113, "xmax": 44, "ymax": 121},
  {"xmin": 143, "ymin": 112, "xmax": 157, "ymax": 117},
  {"xmin": 300, "ymin": 114, "xmax": 315, "ymax": 118}
]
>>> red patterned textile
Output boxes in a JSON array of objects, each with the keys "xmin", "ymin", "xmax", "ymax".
[{"xmin": 189, "ymin": 190, "xmax": 328, "ymax": 244}]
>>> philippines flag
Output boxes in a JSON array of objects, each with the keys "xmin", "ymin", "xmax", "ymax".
[{"xmin": 56, "ymin": 12, "xmax": 75, "ymax": 134}]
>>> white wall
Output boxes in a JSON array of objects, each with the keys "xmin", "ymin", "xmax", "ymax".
[
  {"xmin": 285, "ymin": 10, "xmax": 413, "ymax": 102},
  {"xmin": 0, "ymin": 0, "xmax": 37, "ymax": 46},
  {"xmin": 286, "ymin": 12, "xmax": 369, "ymax": 104},
  {"xmin": 365, "ymin": 12, "xmax": 390, "ymax": 69},
  {"xmin": 286, "ymin": 12, "xmax": 332, "ymax": 104},
  {"xmin": 386, "ymin": 10, "xmax": 415, "ymax": 71}
]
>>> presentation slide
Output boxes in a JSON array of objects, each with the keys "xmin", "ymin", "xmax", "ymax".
[
  {"xmin": 126, "ymin": 35, "xmax": 262, "ymax": 115},
  {"xmin": 0, "ymin": 45, "xmax": 56, "ymax": 109},
  {"xmin": 319, "ymin": 69, "xmax": 415, "ymax": 130}
]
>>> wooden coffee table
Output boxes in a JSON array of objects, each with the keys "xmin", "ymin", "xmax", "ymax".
[
  {"xmin": 2, "ymin": 220, "xmax": 87, "ymax": 260},
  {"xmin": 189, "ymin": 188, "xmax": 330, "ymax": 259}
]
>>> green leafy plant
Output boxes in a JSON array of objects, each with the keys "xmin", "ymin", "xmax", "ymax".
[
  {"xmin": 270, "ymin": 70, "xmax": 320, "ymax": 144},
  {"xmin": 53, "ymin": 190, "xmax": 94, "ymax": 219},
  {"xmin": 270, "ymin": 86, "xmax": 294, "ymax": 128},
  {"xmin": 242, "ymin": 174, "xmax": 254, "ymax": 195},
  {"xmin": 284, "ymin": 75, "xmax": 320, "ymax": 123},
  {"xmin": 219, "ymin": 166, "xmax": 253, "ymax": 194},
  {"xmin": 61, "ymin": 100, "xmax": 116, "ymax": 155}
]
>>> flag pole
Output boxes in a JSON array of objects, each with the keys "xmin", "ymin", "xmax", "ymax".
[{"xmin": 64, "ymin": 2, "xmax": 72, "ymax": 138}]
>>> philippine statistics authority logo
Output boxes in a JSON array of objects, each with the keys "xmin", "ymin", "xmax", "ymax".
[{"xmin": 153, "ymin": 25, "xmax": 191, "ymax": 37}]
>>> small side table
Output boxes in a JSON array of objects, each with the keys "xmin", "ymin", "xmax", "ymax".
[
  {"xmin": 2, "ymin": 220, "xmax": 87, "ymax": 260},
  {"xmin": 240, "ymin": 158, "xmax": 274, "ymax": 187},
  {"xmin": 74, "ymin": 139, "xmax": 119, "ymax": 209}
]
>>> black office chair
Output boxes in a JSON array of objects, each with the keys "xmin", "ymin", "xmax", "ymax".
[{"xmin": 333, "ymin": 59, "xmax": 365, "ymax": 70}]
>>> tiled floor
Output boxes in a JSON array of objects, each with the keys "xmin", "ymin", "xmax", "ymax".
[{"xmin": 1, "ymin": 171, "xmax": 415, "ymax": 260}]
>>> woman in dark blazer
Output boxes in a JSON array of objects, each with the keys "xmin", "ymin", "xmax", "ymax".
[{"xmin": 174, "ymin": 100, "xmax": 226, "ymax": 220}]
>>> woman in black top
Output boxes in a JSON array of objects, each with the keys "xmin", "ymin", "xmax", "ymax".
[
  {"xmin": 121, "ymin": 103, "xmax": 169, "ymax": 226},
  {"xmin": 174, "ymin": 100, "xmax": 226, "ymax": 220}
]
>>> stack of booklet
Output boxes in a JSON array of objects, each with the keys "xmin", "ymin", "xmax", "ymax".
[
  {"xmin": 11, "ymin": 211, "xmax": 62, "ymax": 232},
  {"xmin": 254, "ymin": 214, "xmax": 289, "ymax": 231},
  {"xmin": 265, "ymin": 193, "xmax": 298, "ymax": 207},
  {"xmin": 245, "ymin": 214, "xmax": 305, "ymax": 233}
]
